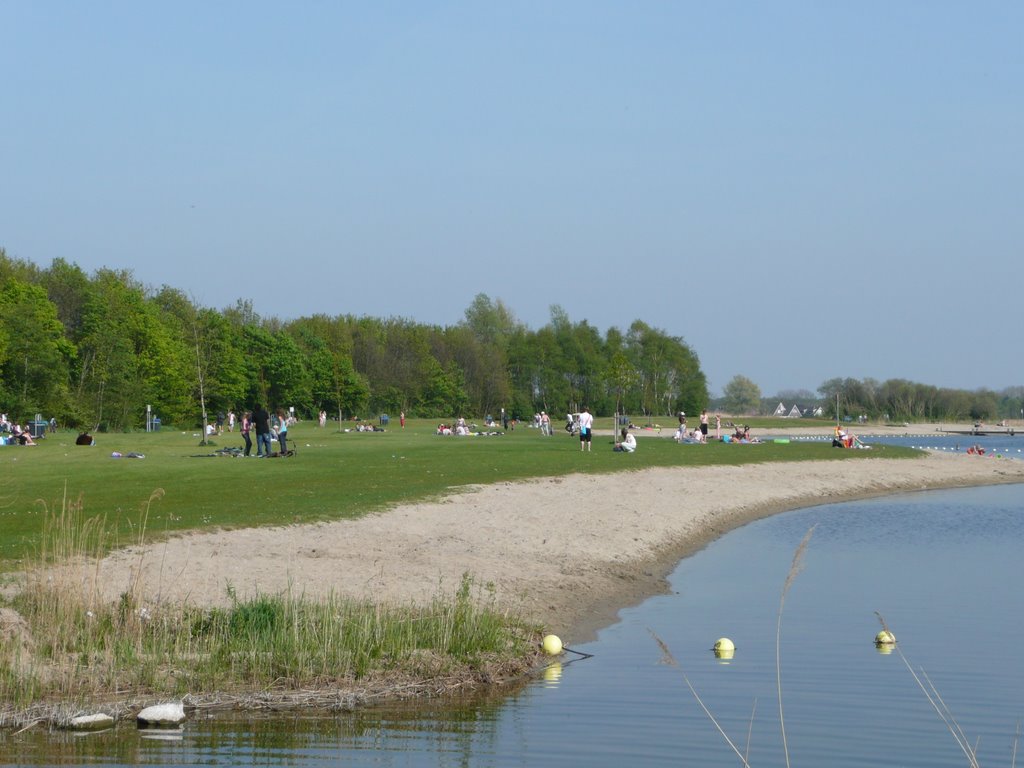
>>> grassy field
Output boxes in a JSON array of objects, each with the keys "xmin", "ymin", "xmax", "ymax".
[{"xmin": 0, "ymin": 417, "xmax": 917, "ymax": 567}]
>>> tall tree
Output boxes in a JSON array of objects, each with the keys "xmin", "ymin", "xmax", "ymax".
[
  {"xmin": 723, "ymin": 374, "xmax": 762, "ymax": 415},
  {"xmin": 0, "ymin": 278, "xmax": 74, "ymax": 419}
]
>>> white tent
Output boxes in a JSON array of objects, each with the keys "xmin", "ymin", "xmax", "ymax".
[
  {"xmin": 771, "ymin": 402, "xmax": 787, "ymax": 417},
  {"xmin": 786, "ymin": 405, "xmax": 802, "ymax": 419}
]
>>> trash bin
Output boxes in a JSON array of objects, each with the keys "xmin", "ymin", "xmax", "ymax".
[
  {"xmin": 153, "ymin": 417, "xmax": 161, "ymax": 431},
  {"xmin": 30, "ymin": 420, "xmax": 47, "ymax": 438},
  {"xmin": 380, "ymin": 414, "xmax": 389, "ymax": 426}
]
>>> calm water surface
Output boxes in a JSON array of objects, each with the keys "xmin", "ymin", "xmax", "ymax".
[
  {"xmin": 780, "ymin": 430, "xmax": 1024, "ymax": 458},
  {"xmin": 4, "ymin": 483, "xmax": 1022, "ymax": 767}
]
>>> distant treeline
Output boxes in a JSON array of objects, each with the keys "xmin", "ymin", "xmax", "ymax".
[
  {"xmin": 718, "ymin": 379, "xmax": 1024, "ymax": 423},
  {"xmin": 812, "ymin": 377, "xmax": 1023, "ymax": 423},
  {"xmin": 0, "ymin": 251, "xmax": 708, "ymax": 430}
]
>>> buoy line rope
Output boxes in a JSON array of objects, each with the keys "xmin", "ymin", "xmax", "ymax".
[{"xmin": 561, "ymin": 646, "xmax": 594, "ymax": 659}]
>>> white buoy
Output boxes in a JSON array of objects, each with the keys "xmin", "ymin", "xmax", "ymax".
[{"xmin": 137, "ymin": 702, "xmax": 186, "ymax": 727}]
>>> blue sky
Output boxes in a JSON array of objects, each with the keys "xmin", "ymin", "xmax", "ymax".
[{"xmin": 2, "ymin": 2, "xmax": 1021, "ymax": 396}]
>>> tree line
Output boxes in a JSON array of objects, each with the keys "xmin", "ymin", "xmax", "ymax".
[
  {"xmin": 0, "ymin": 251, "xmax": 708, "ymax": 431},
  {"xmin": 814, "ymin": 377, "xmax": 1023, "ymax": 424},
  {"xmin": 715, "ymin": 374, "xmax": 1022, "ymax": 423}
]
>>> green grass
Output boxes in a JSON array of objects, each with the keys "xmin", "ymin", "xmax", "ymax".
[{"xmin": 0, "ymin": 418, "xmax": 918, "ymax": 566}]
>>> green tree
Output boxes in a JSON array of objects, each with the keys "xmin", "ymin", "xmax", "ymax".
[
  {"xmin": 75, "ymin": 270, "xmax": 174, "ymax": 429},
  {"xmin": 265, "ymin": 332, "xmax": 310, "ymax": 413},
  {"xmin": 605, "ymin": 351, "xmax": 639, "ymax": 420},
  {"xmin": 153, "ymin": 287, "xmax": 247, "ymax": 432},
  {"xmin": 0, "ymin": 278, "xmax": 75, "ymax": 419},
  {"xmin": 625, "ymin": 320, "xmax": 706, "ymax": 418},
  {"xmin": 417, "ymin": 357, "xmax": 469, "ymax": 416},
  {"xmin": 723, "ymin": 375, "xmax": 762, "ymax": 415},
  {"xmin": 41, "ymin": 257, "xmax": 92, "ymax": 342}
]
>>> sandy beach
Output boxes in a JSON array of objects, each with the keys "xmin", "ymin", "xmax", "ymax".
[{"xmin": 87, "ymin": 445, "xmax": 1024, "ymax": 644}]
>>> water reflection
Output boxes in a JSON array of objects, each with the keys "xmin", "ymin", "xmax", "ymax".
[
  {"xmin": 713, "ymin": 647, "xmax": 735, "ymax": 663},
  {"xmin": 541, "ymin": 662, "xmax": 563, "ymax": 687},
  {"xmin": 1, "ymin": 682, "xmax": 529, "ymax": 766}
]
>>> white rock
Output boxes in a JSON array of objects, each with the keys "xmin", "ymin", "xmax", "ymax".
[
  {"xmin": 136, "ymin": 702, "xmax": 186, "ymax": 727},
  {"xmin": 69, "ymin": 713, "xmax": 115, "ymax": 730}
]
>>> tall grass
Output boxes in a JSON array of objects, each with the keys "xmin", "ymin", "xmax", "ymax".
[{"xmin": 0, "ymin": 493, "xmax": 534, "ymax": 726}]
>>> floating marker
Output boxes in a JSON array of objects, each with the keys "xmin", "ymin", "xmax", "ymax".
[{"xmin": 541, "ymin": 634, "xmax": 563, "ymax": 655}]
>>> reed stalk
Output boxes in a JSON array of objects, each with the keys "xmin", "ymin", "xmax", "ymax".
[
  {"xmin": 776, "ymin": 526, "xmax": 814, "ymax": 768},
  {"xmin": 875, "ymin": 612, "xmax": 981, "ymax": 768},
  {"xmin": 650, "ymin": 630, "xmax": 752, "ymax": 768}
]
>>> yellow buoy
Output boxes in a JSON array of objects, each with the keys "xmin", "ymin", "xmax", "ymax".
[
  {"xmin": 541, "ymin": 634, "xmax": 563, "ymax": 655},
  {"xmin": 713, "ymin": 637, "xmax": 735, "ymax": 653},
  {"xmin": 875, "ymin": 630, "xmax": 896, "ymax": 646}
]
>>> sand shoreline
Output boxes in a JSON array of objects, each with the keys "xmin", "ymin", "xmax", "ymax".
[{"xmin": 88, "ymin": 450, "xmax": 1024, "ymax": 644}]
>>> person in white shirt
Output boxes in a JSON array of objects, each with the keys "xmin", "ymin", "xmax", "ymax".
[
  {"xmin": 614, "ymin": 428, "xmax": 636, "ymax": 452},
  {"xmin": 578, "ymin": 407, "xmax": 594, "ymax": 451}
]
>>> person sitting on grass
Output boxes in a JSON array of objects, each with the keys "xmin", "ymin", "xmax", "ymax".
[
  {"xmin": 75, "ymin": 431, "xmax": 95, "ymax": 446},
  {"xmin": 613, "ymin": 428, "xmax": 637, "ymax": 452}
]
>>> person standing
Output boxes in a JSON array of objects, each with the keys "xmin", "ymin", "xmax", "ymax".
[
  {"xmin": 400, "ymin": 411, "xmax": 406, "ymax": 429},
  {"xmin": 276, "ymin": 409, "xmax": 289, "ymax": 455},
  {"xmin": 578, "ymin": 406, "xmax": 594, "ymax": 451},
  {"xmin": 715, "ymin": 413, "xmax": 721, "ymax": 441},
  {"xmin": 700, "ymin": 409, "xmax": 709, "ymax": 443},
  {"xmin": 240, "ymin": 411, "xmax": 253, "ymax": 456},
  {"xmin": 253, "ymin": 404, "xmax": 271, "ymax": 457}
]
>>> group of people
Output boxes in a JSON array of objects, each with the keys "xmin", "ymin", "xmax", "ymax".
[
  {"xmin": 673, "ymin": 410, "xmax": 755, "ymax": 444},
  {"xmin": 533, "ymin": 412, "xmax": 553, "ymax": 435},
  {"xmin": 437, "ymin": 417, "xmax": 471, "ymax": 436},
  {"xmin": 833, "ymin": 426, "xmax": 866, "ymax": 449},
  {"xmin": 238, "ymin": 406, "xmax": 293, "ymax": 457},
  {"xmin": 210, "ymin": 410, "xmax": 239, "ymax": 436},
  {"xmin": 1, "ymin": 414, "xmax": 41, "ymax": 445},
  {"xmin": 7, "ymin": 424, "xmax": 37, "ymax": 445}
]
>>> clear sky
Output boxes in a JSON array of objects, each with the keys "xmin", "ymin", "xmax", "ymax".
[{"xmin": 2, "ymin": 2, "xmax": 1021, "ymax": 396}]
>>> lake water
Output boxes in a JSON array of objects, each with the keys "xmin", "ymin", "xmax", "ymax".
[
  {"xmin": 4, "ymin": 483, "xmax": 1022, "ymax": 767},
  {"xmin": 780, "ymin": 430, "xmax": 1024, "ymax": 459}
]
